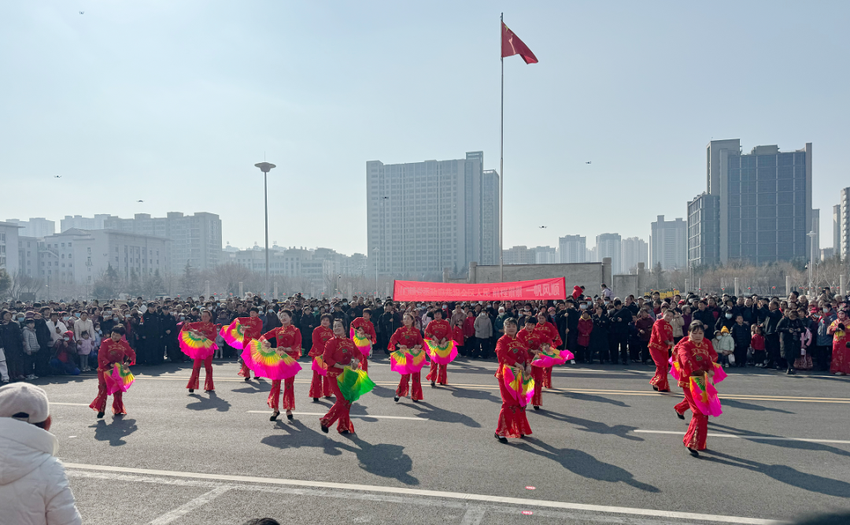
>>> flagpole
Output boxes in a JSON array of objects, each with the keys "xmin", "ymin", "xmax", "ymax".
[{"xmin": 499, "ymin": 12, "xmax": 504, "ymax": 282}]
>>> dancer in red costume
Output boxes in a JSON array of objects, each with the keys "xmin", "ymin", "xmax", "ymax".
[
  {"xmin": 320, "ymin": 319, "xmax": 360, "ymax": 434},
  {"xmin": 261, "ymin": 310, "xmax": 302, "ymax": 422},
  {"xmin": 494, "ymin": 317, "xmax": 532, "ymax": 443},
  {"xmin": 389, "ymin": 312, "xmax": 425, "ymax": 403},
  {"xmin": 350, "ymin": 309, "xmax": 376, "ymax": 372},
  {"xmin": 673, "ymin": 321, "xmax": 718, "ymax": 457},
  {"xmin": 424, "ymin": 309, "xmax": 452, "ymax": 387},
  {"xmin": 648, "ymin": 310, "xmax": 675, "ymax": 393},
  {"xmin": 310, "ymin": 314, "xmax": 335, "ymax": 401},
  {"xmin": 828, "ymin": 310, "xmax": 850, "ymax": 376},
  {"xmin": 237, "ymin": 307, "xmax": 264, "ymax": 381},
  {"xmin": 89, "ymin": 324, "xmax": 136, "ymax": 419},
  {"xmin": 534, "ymin": 312, "xmax": 562, "ymax": 389},
  {"xmin": 182, "ymin": 310, "xmax": 217, "ymax": 394},
  {"xmin": 518, "ymin": 317, "xmax": 550, "ymax": 411}
]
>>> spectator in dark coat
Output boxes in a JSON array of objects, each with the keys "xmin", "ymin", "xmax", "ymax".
[{"xmin": 730, "ymin": 315, "xmax": 751, "ymax": 368}]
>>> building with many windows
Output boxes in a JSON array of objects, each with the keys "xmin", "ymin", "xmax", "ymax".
[
  {"xmin": 558, "ymin": 235, "xmax": 586, "ymax": 263},
  {"xmin": 367, "ymin": 152, "xmax": 499, "ymax": 278},
  {"xmin": 5, "ymin": 218, "xmax": 55, "ymax": 239},
  {"xmin": 840, "ymin": 187, "xmax": 850, "ymax": 260},
  {"xmin": 0, "ymin": 221, "xmax": 22, "ymax": 276},
  {"xmin": 502, "ymin": 246, "xmax": 535, "ymax": 265},
  {"xmin": 60, "ymin": 214, "xmax": 118, "ymax": 232},
  {"xmin": 650, "ymin": 215, "xmax": 687, "ymax": 270},
  {"xmin": 621, "ymin": 237, "xmax": 648, "ymax": 274},
  {"xmin": 688, "ymin": 139, "xmax": 813, "ymax": 266},
  {"xmin": 596, "ymin": 233, "xmax": 622, "ymax": 274}
]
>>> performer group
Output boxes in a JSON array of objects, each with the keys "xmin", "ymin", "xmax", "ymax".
[{"xmin": 88, "ymin": 302, "xmax": 736, "ymax": 457}]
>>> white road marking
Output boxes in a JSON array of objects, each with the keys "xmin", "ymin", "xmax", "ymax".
[
  {"xmin": 50, "ymin": 402, "xmax": 90, "ymax": 406},
  {"xmin": 63, "ymin": 462, "xmax": 784, "ymax": 525},
  {"xmin": 460, "ymin": 506, "xmax": 487, "ymax": 524},
  {"xmin": 634, "ymin": 430, "xmax": 850, "ymax": 445},
  {"xmin": 147, "ymin": 485, "xmax": 230, "ymax": 524},
  {"xmin": 246, "ymin": 411, "xmax": 425, "ymax": 421}
]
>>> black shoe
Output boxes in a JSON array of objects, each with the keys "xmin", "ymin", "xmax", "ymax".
[
  {"xmin": 533, "ymin": 405, "xmax": 540, "ymax": 411},
  {"xmin": 205, "ymin": 390, "xmax": 214, "ymax": 393},
  {"xmin": 394, "ymin": 396, "xmax": 400, "ymax": 402},
  {"xmin": 269, "ymin": 411, "xmax": 280, "ymax": 421},
  {"xmin": 431, "ymin": 381, "xmax": 436, "ymax": 388},
  {"xmin": 313, "ymin": 397, "xmax": 320, "ymax": 402},
  {"xmin": 188, "ymin": 389, "xmax": 194, "ymax": 393},
  {"xmin": 340, "ymin": 430, "xmax": 350, "ymax": 435},
  {"xmin": 675, "ymin": 410, "xmax": 685, "ymax": 420},
  {"xmin": 244, "ymin": 377, "xmax": 250, "ymax": 382},
  {"xmin": 688, "ymin": 448, "xmax": 700, "ymax": 458},
  {"xmin": 287, "ymin": 413, "xmax": 294, "ymax": 421},
  {"xmin": 787, "ymin": 368, "xmax": 795, "ymax": 375},
  {"xmin": 321, "ymin": 424, "xmax": 329, "ymax": 434},
  {"xmin": 412, "ymin": 399, "xmax": 419, "ymax": 403},
  {"xmin": 652, "ymin": 385, "xmax": 658, "ymax": 391},
  {"xmin": 96, "ymin": 411, "xmax": 105, "ymax": 419},
  {"xmin": 495, "ymin": 433, "xmax": 508, "ymax": 444}
]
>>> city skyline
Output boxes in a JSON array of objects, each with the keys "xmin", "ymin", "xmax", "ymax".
[{"xmin": 1, "ymin": 2, "xmax": 848, "ymax": 257}]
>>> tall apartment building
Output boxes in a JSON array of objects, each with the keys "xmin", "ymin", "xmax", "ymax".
[
  {"xmin": 367, "ymin": 152, "xmax": 499, "ymax": 277},
  {"xmin": 621, "ymin": 237, "xmax": 648, "ymax": 273},
  {"xmin": 502, "ymin": 246, "xmax": 535, "ymax": 265},
  {"xmin": 687, "ymin": 139, "xmax": 813, "ymax": 266},
  {"xmin": 558, "ymin": 235, "xmax": 586, "ymax": 263},
  {"xmin": 0, "ymin": 221, "xmax": 22, "ymax": 275},
  {"xmin": 60, "ymin": 214, "xmax": 118, "ymax": 232},
  {"xmin": 103, "ymin": 212, "xmax": 222, "ymax": 273},
  {"xmin": 532, "ymin": 246, "xmax": 558, "ymax": 264},
  {"xmin": 6, "ymin": 218, "xmax": 55, "ymax": 239},
  {"xmin": 650, "ymin": 215, "xmax": 687, "ymax": 270},
  {"xmin": 840, "ymin": 187, "xmax": 850, "ymax": 260},
  {"xmin": 834, "ymin": 204, "xmax": 842, "ymax": 258},
  {"xmin": 596, "ymin": 233, "xmax": 622, "ymax": 274},
  {"xmin": 18, "ymin": 236, "xmax": 40, "ymax": 278}
]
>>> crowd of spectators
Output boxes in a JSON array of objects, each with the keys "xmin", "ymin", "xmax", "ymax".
[{"xmin": 1, "ymin": 284, "xmax": 848, "ymax": 385}]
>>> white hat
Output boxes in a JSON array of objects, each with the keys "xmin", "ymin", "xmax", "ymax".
[{"xmin": 0, "ymin": 383, "xmax": 50, "ymax": 424}]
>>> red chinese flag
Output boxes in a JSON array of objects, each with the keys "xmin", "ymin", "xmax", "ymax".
[{"xmin": 501, "ymin": 22, "xmax": 538, "ymax": 64}]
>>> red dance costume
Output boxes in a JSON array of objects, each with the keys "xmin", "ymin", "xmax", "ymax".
[
  {"xmin": 262, "ymin": 325, "xmax": 302, "ymax": 411},
  {"xmin": 89, "ymin": 338, "xmax": 136, "ymax": 415},
  {"xmin": 518, "ymin": 328, "xmax": 550, "ymax": 407},
  {"xmin": 829, "ymin": 321, "xmax": 850, "ymax": 375},
  {"xmin": 648, "ymin": 319, "xmax": 673, "ymax": 392},
  {"xmin": 495, "ymin": 334, "xmax": 533, "ymax": 438},
  {"xmin": 534, "ymin": 322, "xmax": 562, "ymax": 388},
  {"xmin": 350, "ymin": 317, "xmax": 376, "ymax": 372},
  {"xmin": 389, "ymin": 326, "xmax": 425, "ymax": 401},
  {"xmin": 320, "ymin": 336, "xmax": 358, "ymax": 433},
  {"xmin": 237, "ymin": 316, "xmax": 264, "ymax": 379},
  {"xmin": 424, "ymin": 318, "xmax": 452, "ymax": 385},
  {"xmin": 310, "ymin": 325, "xmax": 335, "ymax": 398},
  {"xmin": 182, "ymin": 321, "xmax": 218, "ymax": 392},
  {"xmin": 673, "ymin": 337, "xmax": 718, "ymax": 451}
]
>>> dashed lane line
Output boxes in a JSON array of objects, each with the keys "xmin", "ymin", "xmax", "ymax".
[{"xmin": 634, "ymin": 430, "xmax": 850, "ymax": 445}]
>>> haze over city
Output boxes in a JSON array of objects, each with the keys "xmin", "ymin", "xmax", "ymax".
[{"xmin": 2, "ymin": 1, "xmax": 848, "ymax": 256}]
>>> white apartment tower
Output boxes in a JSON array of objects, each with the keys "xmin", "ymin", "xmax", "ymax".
[
  {"xmin": 558, "ymin": 235, "xmax": 586, "ymax": 263},
  {"xmin": 367, "ymin": 152, "xmax": 499, "ymax": 278},
  {"xmin": 650, "ymin": 215, "xmax": 687, "ymax": 270}
]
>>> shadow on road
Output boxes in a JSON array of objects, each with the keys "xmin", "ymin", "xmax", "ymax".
[
  {"xmin": 561, "ymin": 391, "xmax": 630, "ymax": 408},
  {"xmin": 89, "ymin": 417, "xmax": 138, "ymax": 446},
  {"xmin": 515, "ymin": 439, "xmax": 659, "ymax": 492},
  {"xmin": 185, "ymin": 391, "xmax": 231, "ymax": 412},
  {"xmin": 369, "ymin": 384, "xmax": 397, "ymax": 399},
  {"xmin": 536, "ymin": 412, "xmax": 643, "ymax": 442},
  {"xmin": 233, "ymin": 380, "xmax": 272, "ymax": 394},
  {"xmin": 701, "ymin": 450, "xmax": 850, "ymax": 498},
  {"xmin": 708, "ymin": 422, "xmax": 850, "ymax": 457},
  {"xmin": 404, "ymin": 400, "xmax": 481, "ymax": 428},
  {"xmin": 721, "ymin": 398, "xmax": 793, "ymax": 414},
  {"xmin": 444, "ymin": 386, "xmax": 501, "ymax": 404}
]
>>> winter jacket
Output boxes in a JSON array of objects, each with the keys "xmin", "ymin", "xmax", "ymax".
[
  {"xmin": 714, "ymin": 333, "xmax": 734, "ymax": 354},
  {"xmin": 0, "ymin": 418, "xmax": 82, "ymax": 525},
  {"xmin": 670, "ymin": 315, "xmax": 685, "ymax": 339},
  {"xmin": 777, "ymin": 317, "xmax": 804, "ymax": 361},
  {"xmin": 730, "ymin": 323, "xmax": 751, "ymax": 349},
  {"xmin": 590, "ymin": 314, "xmax": 609, "ymax": 353},
  {"xmin": 23, "ymin": 327, "xmax": 40, "ymax": 355},
  {"xmin": 816, "ymin": 313, "xmax": 836, "ymax": 347},
  {"xmin": 760, "ymin": 307, "xmax": 783, "ymax": 336},
  {"xmin": 473, "ymin": 315, "xmax": 492, "ymax": 339},
  {"xmin": 577, "ymin": 318, "xmax": 593, "ymax": 347}
]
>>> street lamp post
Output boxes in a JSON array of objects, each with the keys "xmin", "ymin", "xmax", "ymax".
[
  {"xmin": 254, "ymin": 162, "xmax": 276, "ymax": 299},
  {"xmin": 807, "ymin": 230, "xmax": 817, "ymax": 293},
  {"xmin": 373, "ymin": 247, "xmax": 379, "ymax": 298}
]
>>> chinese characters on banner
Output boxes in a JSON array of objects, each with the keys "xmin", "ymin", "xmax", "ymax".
[{"xmin": 392, "ymin": 278, "xmax": 566, "ymax": 302}]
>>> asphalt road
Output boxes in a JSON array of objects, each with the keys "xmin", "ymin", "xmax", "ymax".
[{"xmin": 34, "ymin": 354, "xmax": 850, "ymax": 525}]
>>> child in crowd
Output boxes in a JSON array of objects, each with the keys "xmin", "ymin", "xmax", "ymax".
[
  {"xmin": 22, "ymin": 318, "xmax": 40, "ymax": 380},
  {"xmin": 576, "ymin": 309, "xmax": 593, "ymax": 362},
  {"xmin": 50, "ymin": 331, "xmax": 80, "ymax": 376},
  {"xmin": 751, "ymin": 325, "xmax": 766, "ymax": 367},
  {"xmin": 715, "ymin": 326, "xmax": 735, "ymax": 367},
  {"xmin": 77, "ymin": 331, "xmax": 94, "ymax": 372}
]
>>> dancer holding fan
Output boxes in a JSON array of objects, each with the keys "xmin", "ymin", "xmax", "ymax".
[
  {"xmin": 309, "ymin": 314, "xmax": 335, "ymax": 401},
  {"xmin": 533, "ymin": 312, "xmax": 563, "ymax": 388},
  {"xmin": 221, "ymin": 307, "xmax": 264, "ymax": 382},
  {"xmin": 260, "ymin": 310, "xmax": 302, "ymax": 421},
  {"xmin": 673, "ymin": 321, "xmax": 719, "ymax": 457},
  {"xmin": 518, "ymin": 317, "xmax": 548, "ymax": 411},
  {"xmin": 648, "ymin": 309, "xmax": 675, "ymax": 393},
  {"xmin": 180, "ymin": 310, "xmax": 218, "ymax": 394},
  {"xmin": 389, "ymin": 312, "xmax": 427, "ymax": 403},
  {"xmin": 89, "ymin": 324, "xmax": 136, "ymax": 419},
  {"xmin": 349, "ymin": 309, "xmax": 376, "ymax": 372},
  {"xmin": 320, "ymin": 319, "xmax": 362, "ymax": 434},
  {"xmin": 494, "ymin": 318, "xmax": 533, "ymax": 443},
  {"xmin": 424, "ymin": 308, "xmax": 453, "ymax": 387}
]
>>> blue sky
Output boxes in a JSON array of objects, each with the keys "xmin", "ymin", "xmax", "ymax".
[{"xmin": 1, "ymin": 1, "xmax": 847, "ymax": 255}]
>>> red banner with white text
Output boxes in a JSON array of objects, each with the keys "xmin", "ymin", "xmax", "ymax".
[{"xmin": 393, "ymin": 278, "xmax": 566, "ymax": 302}]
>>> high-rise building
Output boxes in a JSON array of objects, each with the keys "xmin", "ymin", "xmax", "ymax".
[
  {"xmin": 650, "ymin": 215, "xmax": 687, "ymax": 270},
  {"xmin": 103, "ymin": 212, "xmax": 222, "ymax": 273},
  {"xmin": 558, "ymin": 235, "xmax": 586, "ymax": 263},
  {"xmin": 834, "ymin": 204, "xmax": 842, "ymax": 259},
  {"xmin": 367, "ymin": 152, "xmax": 499, "ymax": 277},
  {"xmin": 0, "ymin": 221, "xmax": 22, "ymax": 275},
  {"xmin": 60, "ymin": 214, "xmax": 118, "ymax": 232},
  {"xmin": 840, "ymin": 187, "xmax": 850, "ymax": 260},
  {"xmin": 5, "ymin": 218, "xmax": 55, "ymax": 239},
  {"xmin": 596, "ymin": 233, "xmax": 622, "ymax": 274},
  {"xmin": 688, "ymin": 140, "xmax": 813, "ymax": 266},
  {"xmin": 532, "ymin": 246, "xmax": 558, "ymax": 264},
  {"xmin": 17, "ymin": 236, "xmax": 39, "ymax": 278},
  {"xmin": 502, "ymin": 246, "xmax": 535, "ymax": 265},
  {"xmin": 621, "ymin": 237, "xmax": 648, "ymax": 273}
]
